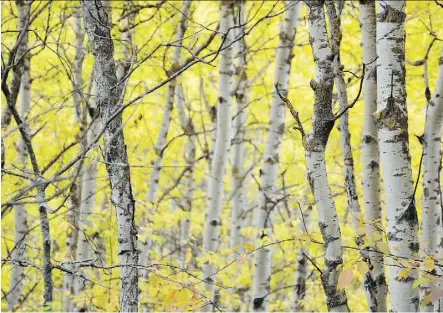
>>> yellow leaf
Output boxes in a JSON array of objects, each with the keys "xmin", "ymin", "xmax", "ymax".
[
  {"xmin": 163, "ymin": 290, "xmax": 177, "ymax": 309},
  {"xmin": 185, "ymin": 248, "xmax": 192, "ymax": 266},
  {"xmin": 376, "ymin": 241, "xmax": 390, "ymax": 254},
  {"xmin": 422, "ymin": 294, "xmax": 431, "ymax": 306},
  {"xmin": 337, "ymin": 269, "xmax": 353, "ymax": 290},
  {"xmin": 356, "ymin": 261, "xmax": 369, "ymax": 277},
  {"xmin": 244, "ymin": 243, "xmax": 255, "ymax": 254},
  {"xmin": 232, "ymin": 243, "xmax": 243, "ymax": 252},
  {"xmin": 397, "ymin": 268, "xmax": 410, "ymax": 280},
  {"xmin": 423, "ymin": 256, "xmax": 435, "ymax": 272}
]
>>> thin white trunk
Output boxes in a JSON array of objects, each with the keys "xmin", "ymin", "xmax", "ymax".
[
  {"xmin": 359, "ymin": 1, "xmax": 387, "ymax": 311},
  {"xmin": 176, "ymin": 85, "xmax": 196, "ymax": 267},
  {"xmin": 252, "ymin": 2, "xmax": 301, "ymax": 311},
  {"xmin": 142, "ymin": 0, "xmax": 191, "ymax": 274},
  {"xmin": 421, "ymin": 46, "xmax": 443, "ymax": 311},
  {"xmin": 230, "ymin": 0, "xmax": 247, "ymax": 249},
  {"xmin": 72, "ymin": 6, "xmax": 85, "ymax": 123},
  {"xmin": 62, "ymin": 184, "xmax": 80, "ymax": 312},
  {"xmin": 8, "ymin": 51, "xmax": 31, "ymax": 313},
  {"xmin": 303, "ymin": 1, "xmax": 348, "ymax": 311},
  {"xmin": 201, "ymin": 2, "xmax": 234, "ymax": 311},
  {"xmin": 375, "ymin": 1, "xmax": 419, "ymax": 311},
  {"xmin": 82, "ymin": 2, "xmax": 139, "ymax": 311},
  {"xmin": 292, "ymin": 197, "xmax": 312, "ymax": 311}
]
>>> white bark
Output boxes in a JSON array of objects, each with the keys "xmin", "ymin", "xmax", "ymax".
[
  {"xmin": 230, "ymin": 0, "xmax": 247, "ymax": 249},
  {"xmin": 142, "ymin": 0, "xmax": 191, "ymax": 273},
  {"xmin": 82, "ymin": 1, "xmax": 139, "ymax": 311},
  {"xmin": 62, "ymin": 185, "xmax": 80, "ymax": 312},
  {"xmin": 176, "ymin": 85, "xmax": 196, "ymax": 267},
  {"xmin": 303, "ymin": 1, "xmax": 348, "ymax": 311},
  {"xmin": 8, "ymin": 47, "xmax": 31, "ymax": 313},
  {"xmin": 201, "ymin": 1, "xmax": 234, "ymax": 311},
  {"xmin": 359, "ymin": 1, "xmax": 387, "ymax": 311},
  {"xmin": 251, "ymin": 2, "xmax": 301, "ymax": 311},
  {"xmin": 72, "ymin": 6, "xmax": 86, "ymax": 123},
  {"xmin": 421, "ymin": 46, "xmax": 443, "ymax": 311},
  {"xmin": 146, "ymin": 0, "xmax": 191, "ymax": 204},
  {"xmin": 292, "ymin": 198, "xmax": 312, "ymax": 311},
  {"xmin": 375, "ymin": 1, "xmax": 419, "ymax": 311}
]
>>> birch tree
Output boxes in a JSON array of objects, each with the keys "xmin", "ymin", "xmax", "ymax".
[
  {"xmin": 201, "ymin": 1, "xmax": 234, "ymax": 310},
  {"xmin": 142, "ymin": 0, "xmax": 191, "ymax": 269},
  {"xmin": 292, "ymin": 198, "xmax": 312, "ymax": 311},
  {"xmin": 359, "ymin": 0, "xmax": 387, "ymax": 311},
  {"xmin": 420, "ymin": 45, "xmax": 443, "ymax": 312},
  {"xmin": 375, "ymin": 1, "xmax": 419, "ymax": 310},
  {"xmin": 230, "ymin": 0, "xmax": 247, "ymax": 249},
  {"xmin": 282, "ymin": 0, "xmax": 349, "ymax": 310},
  {"xmin": 8, "ymin": 37, "xmax": 31, "ymax": 313},
  {"xmin": 175, "ymin": 85, "xmax": 196, "ymax": 267},
  {"xmin": 82, "ymin": 1, "xmax": 139, "ymax": 311},
  {"xmin": 251, "ymin": 2, "xmax": 301, "ymax": 311}
]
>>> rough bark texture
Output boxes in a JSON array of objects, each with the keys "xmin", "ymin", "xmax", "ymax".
[
  {"xmin": 82, "ymin": 1, "xmax": 139, "ymax": 311},
  {"xmin": 230, "ymin": 0, "xmax": 247, "ymax": 250},
  {"xmin": 304, "ymin": 1, "xmax": 349, "ymax": 311},
  {"xmin": 421, "ymin": 46, "xmax": 443, "ymax": 312},
  {"xmin": 251, "ymin": 2, "xmax": 301, "ymax": 311},
  {"xmin": 359, "ymin": 1, "xmax": 387, "ymax": 311},
  {"xmin": 1, "ymin": 0, "xmax": 29, "ymax": 132},
  {"xmin": 375, "ymin": 1, "xmax": 419, "ymax": 311},
  {"xmin": 201, "ymin": 1, "xmax": 234, "ymax": 311}
]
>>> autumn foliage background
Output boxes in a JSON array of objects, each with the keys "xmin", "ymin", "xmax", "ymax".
[{"xmin": 1, "ymin": 1, "xmax": 443, "ymax": 312}]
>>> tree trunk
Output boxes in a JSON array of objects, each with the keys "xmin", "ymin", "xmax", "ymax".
[
  {"xmin": 421, "ymin": 45, "xmax": 443, "ymax": 312},
  {"xmin": 303, "ymin": 1, "xmax": 348, "ymax": 311},
  {"xmin": 230, "ymin": 0, "xmax": 247, "ymax": 250},
  {"xmin": 201, "ymin": 1, "xmax": 234, "ymax": 311},
  {"xmin": 8, "ymin": 45, "xmax": 31, "ymax": 313},
  {"xmin": 251, "ymin": 1, "xmax": 301, "ymax": 311},
  {"xmin": 375, "ymin": 1, "xmax": 419, "ymax": 311},
  {"xmin": 359, "ymin": 1, "xmax": 388, "ymax": 311},
  {"xmin": 142, "ymin": 0, "xmax": 191, "ymax": 274},
  {"xmin": 175, "ymin": 85, "xmax": 196, "ymax": 268},
  {"xmin": 82, "ymin": 1, "xmax": 139, "ymax": 311},
  {"xmin": 292, "ymin": 197, "xmax": 312, "ymax": 311}
]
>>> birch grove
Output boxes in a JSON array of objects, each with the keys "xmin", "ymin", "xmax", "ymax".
[{"xmin": 2, "ymin": 1, "xmax": 443, "ymax": 312}]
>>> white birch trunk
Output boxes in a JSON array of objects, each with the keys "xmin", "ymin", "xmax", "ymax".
[
  {"xmin": 359, "ymin": 1, "xmax": 387, "ymax": 311},
  {"xmin": 292, "ymin": 198, "xmax": 312, "ymax": 311},
  {"xmin": 303, "ymin": 1, "xmax": 348, "ymax": 311},
  {"xmin": 375, "ymin": 1, "xmax": 419, "ymax": 311},
  {"xmin": 142, "ymin": 0, "xmax": 191, "ymax": 273},
  {"xmin": 421, "ymin": 46, "xmax": 443, "ymax": 311},
  {"xmin": 8, "ymin": 51, "xmax": 31, "ymax": 313},
  {"xmin": 82, "ymin": 2, "xmax": 139, "ymax": 311},
  {"xmin": 251, "ymin": 2, "xmax": 301, "ymax": 311},
  {"xmin": 201, "ymin": 2, "xmax": 234, "ymax": 311},
  {"xmin": 62, "ymin": 184, "xmax": 80, "ymax": 312},
  {"xmin": 230, "ymin": 0, "xmax": 247, "ymax": 249},
  {"xmin": 72, "ymin": 6, "xmax": 85, "ymax": 123},
  {"xmin": 176, "ymin": 85, "xmax": 196, "ymax": 267}
]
